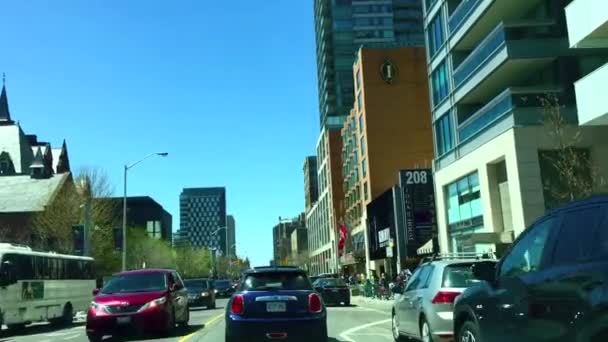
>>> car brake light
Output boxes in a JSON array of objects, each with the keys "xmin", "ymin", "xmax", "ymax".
[
  {"xmin": 309, "ymin": 293, "xmax": 322, "ymax": 313},
  {"xmin": 431, "ymin": 291, "xmax": 461, "ymax": 304},
  {"xmin": 231, "ymin": 295, "xmax": 245, "ymax": 315}
]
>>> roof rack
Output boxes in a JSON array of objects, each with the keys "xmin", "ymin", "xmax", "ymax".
[{"xmin": 418, "ymin": 252, "xmax": 497, "ymax": 266}]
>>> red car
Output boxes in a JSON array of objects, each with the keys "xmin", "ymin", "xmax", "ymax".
[{"xmin": 86, "ymin": 269, "xmax": 189, "ymax": 341}]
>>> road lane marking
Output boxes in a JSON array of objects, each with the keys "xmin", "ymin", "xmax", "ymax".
[
  {"xmin": 328, "ymin": 306, "xmax": 390, "ymax": 315},
  {"xmin": 339, "ymin": 318, "xmax": 391, "ymax": 342},
  {"xmin": 62, "ymin": 334, "xmax": 81, "ymax": 340},
  {"xmin": 177, "ymin": 313, "xmax": 225, "ymax": 342}
]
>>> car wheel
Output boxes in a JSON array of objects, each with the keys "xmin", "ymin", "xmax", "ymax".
[
  {"xmin": 7, "ymin": 323, "xmax": 26, "ymax": 331},
  {"xmin": 209, "ymin": 300, "xmax": 216, "ymax": 309},
  {"xmin": 179, "ymin": 307, "xmax": 189, "ymax": 328},
  {"xmin": 87, "ymin": 333, "xmax": 103, "ymax": 342},
  {"xmin": 163, "ymin": 309, "xmax": 176, "ymax": 336},
  {"xmin": 457, "ymin": 321, "xmax": 481, "ymax": 342},
  {"xmin": 392, "ymin": 312, "xmax": 403, "ymax": 342},
  {"xmin": 420, "ymin": 318, "xmax": 433, "ymax": 342}
]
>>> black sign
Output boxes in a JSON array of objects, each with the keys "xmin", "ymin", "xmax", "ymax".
[
  {"xmin": 113, "ymin": 227, "xmax": 123, "ymax": 251},
  {"xmin": 367, "ymin": 188, "xmax": 396, "ymax": 261},
  {"xmin": 400, "ymin": 169, "xmax": 438, "ymax": 257}
]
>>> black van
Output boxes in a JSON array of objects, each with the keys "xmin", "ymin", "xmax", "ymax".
[{"xmin": 453, "ymin": 195, "xmax": 608, "ymax": 342}]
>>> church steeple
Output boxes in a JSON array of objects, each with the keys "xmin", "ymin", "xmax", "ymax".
[{"xmin": 0, "ymin": 73, "xmax": 13, "ymax": 124}]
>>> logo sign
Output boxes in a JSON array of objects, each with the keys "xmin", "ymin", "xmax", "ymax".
[
  {"xmin": 378, "ymin": 228, "xmax": 390, "ymax": 247},
  {"xmin": 380, "ymin": 60, "xmax": 398, "ymax": 84}
]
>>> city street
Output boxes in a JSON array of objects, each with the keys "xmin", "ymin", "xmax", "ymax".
[{"xmin": 0, "ymin": 299, "xmax": 392, "ymax": 342}]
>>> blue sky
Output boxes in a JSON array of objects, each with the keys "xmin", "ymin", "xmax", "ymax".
[{"xmin": 0, "ymin": 1, "xmax": 320, "ymax": 266}]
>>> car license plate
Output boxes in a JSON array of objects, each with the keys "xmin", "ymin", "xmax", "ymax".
[
  {"xmin": 266, "ymin": 302, "xmax": 286, "ymax": 312},
  {"xmin": 117, "ymin": 316, "xmax": 131, "ymax": 325},
  {"xmin": 332, "ymin": 289, "xmax": 339, "ymax": 293}
]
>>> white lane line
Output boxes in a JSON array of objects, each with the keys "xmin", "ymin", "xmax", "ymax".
[
  {"xmin": 62, "ymin": 334, "xmax": 81, "ymax": 340},
  {"xmin": 339, "ymin": 318, "xmax": 391, "ymax": 342},
  {"xmin": 327, "ymin": 306, "xmax": 390, "ymax": 315}
]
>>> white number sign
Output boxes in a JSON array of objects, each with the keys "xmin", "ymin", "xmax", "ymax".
[{"xmin": 405, "ymin": 170, "xmax": 428, "ymax": 185}]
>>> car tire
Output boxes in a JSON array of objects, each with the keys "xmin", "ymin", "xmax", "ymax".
[
  {"xmin": 392, "ymin": 312, "xmax": 404, "ymax": 342},
  {"xmin": 162, "ymin": 309, "xmax": 176, "ymax": 337},
  {"xmin": 7, "ymin": 323, "xmax": 26, "ymax": 331},
  {"xmin": 87, "ymin": 333, "xmax": 103, "ymax": 342},
  {"xmin": 420, "ymin": 318, "xmax": 433, "ymax": 342},
  {"xmin": 209, "ymin": 300, "xmax": 216, "ymax": 309},
  {"xmin": 179, "ymin": 307, "xmax": 190, "ymax": 328},
  {"xmin": 457, "ymin": 321, "xmax": 481, "ymax": 342}
]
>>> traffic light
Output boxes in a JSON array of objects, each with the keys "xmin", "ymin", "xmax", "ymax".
[
  {"xmin": 113, "ymin": 227, "xmax": 123, "ymax": 251},
  {"xmin": 72, "ymin": 225, "xmax": 84, "ymax": 255}
]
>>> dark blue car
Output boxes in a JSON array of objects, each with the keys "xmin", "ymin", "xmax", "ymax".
[{"xmin": 225, "ymin": 266, "xmax": 327, "ymax": 342}]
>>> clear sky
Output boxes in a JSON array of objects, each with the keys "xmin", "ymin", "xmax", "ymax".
[{"xmin": 0, "ymin": 1, "xmax": 320, "ymax": 266}]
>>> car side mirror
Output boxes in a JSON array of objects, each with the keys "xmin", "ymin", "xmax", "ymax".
[
  {"xmin": 92, "ymin": 288, "xmax": 100, "ymax": 296},
  {"xmin": 170, "ymin": 283, "xmax": 179, "ymax": 292},
  {"xmin": 472, "ymin": 261, "xmax": 497, "ymax": 284}
]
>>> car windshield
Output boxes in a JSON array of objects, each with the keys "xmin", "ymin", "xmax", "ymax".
[
  {"xmin": 442, "ymin": 263, "xmax": 486, "ymax": 288},
  {"xmin": 184, "ymin": 279, "xmax": 208, "ymax": 289},
  {"xmin": 242, "ymin": 272, "xmax": 312, "ymax": 291},
  {"xmin": 101, "ymin": 273, "xmax": 167, "ymax": 294},
  {"xmin": 214, "ymin": 280, "xmax": 231, "ymax": 289},
  {"xmin": 317, "ymin": 278, "xmax": 346, "ymax": 287}
]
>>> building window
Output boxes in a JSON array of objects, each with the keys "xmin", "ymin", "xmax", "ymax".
[
  {"xmin": 435, "ymin": 112, "xmax": 454, "ymax": 156},
  {"xmin": 358, "ymin": 115, "xmax": 364, "ymax": 133},
  {"xmin": 446, "ymin": 172, "xmax": 482, "ymax": 227},
  {"xmin": 362, "ymin": 159, "xmax": 367, "ymax": 177},
  {"xmin": 147, "ymin": 221, "xmax": 162, "ymax": 239},
  {"xmin": 356, "ymin": 69, "xmax": 362, "ymax": 91},
  {"xmin": 364, "ymin": 182, "xmax": 369, "ymax": 200},
  {"xmin": 427, "ymin": 12, "xmax": 445, "ymax": 57},
  {"xmin": 360, "ymin": 136, "xmax": 367, "ymax": 155},
  {"xmin": 431, "ymin": 62, "xmax": 449, "ymax": 106}
]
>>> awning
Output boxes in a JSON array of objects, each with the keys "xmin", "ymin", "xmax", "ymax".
[{"xmin": 417, "ymin": 239, "xmax": 434, "ymax": 256}]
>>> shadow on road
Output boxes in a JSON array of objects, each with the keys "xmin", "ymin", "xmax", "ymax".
[
  {"xmin": 111, "ymin": 324, "xmax": 205, "ymax": 341},
  {"xmin": 0, "ymin": 322, "xmax": 85, "ymax": 338},
  {"xmin": 189, "ymin": 307, "xmax": 214, "ymax": 312}
]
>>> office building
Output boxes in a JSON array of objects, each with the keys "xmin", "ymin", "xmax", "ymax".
[
  {"xmin": 314, "ymin": 0, "xmax": 425, "ymax": 127},
  {"xmin": 99, "ymin": 196, "xmax": 173, "ymax": 242},
  {"xmin": 422, "ymin": 0, "xmax": 608, "ymax": 255},
  {"xmin": 272, "ymin": 214, "xmax": 305, "ymax": 265},
  {"xmin": 566, "ymin": 0, "xmax": 608, "ymax": 126},
  {"xmin": 303, "ymin": 156, "xmax": 319, "ymax": 212},
  {"xmin": 179, "ymin": 187, "xmax": 227, "ymax": 254},
  {"xmin": 341, "ymin": 46, "xmax": 434, "ymax": 273},
  {"xmin": 306, "ymin": 127, "xmax": 344, "ymax": 275},
  {"xmin": 291, "ymin": 227, "xmax": 309, "ymax": 268},
  {"xmin": 227, "ymin": 215, "xmax": 236, "ymax": 257}
]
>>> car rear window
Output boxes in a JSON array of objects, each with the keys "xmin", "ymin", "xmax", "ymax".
[
  {"xmin": 317, "ymin": 278, "xmax": 346, "ymax": 287},
  {"xmin": 441, "ymin": 263, "xmax": 484, "ymax": 288},
  {"xmin": 184, "ymin": 279, "xmax": 208, "ymax": 289},
  {"xmin": 242, "ymin": 272, "xmax": 312, "ymax": 291}
]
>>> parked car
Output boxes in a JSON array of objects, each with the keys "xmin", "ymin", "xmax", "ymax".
[
  {"xmin": 225, "ymin": 266, "xmax": 327, "ymax": 342},
  {"xmin": 313, "ymin": 278, "xmax": 350, "ymax": 306},
  {"xmin": 310, "ymin": 273, "xmax": 339, "ymax": 284},
  {"xmin": 184, "ymin": 278, "xmax": 216, "ymax": 309},
  {"xmin": 214, "ymin": 279, "xmax": 235, "ymax": 297},
  {"xmin": 453, "ymin": 195, "xmax": 608, "ymax": 342},
  {"xmin": 392, "ymin": 254, "xmax": 497, "ymax": 342},
  {"xmin": 86, "ymin": 269, "xmax": 189, "ymax": 341}
]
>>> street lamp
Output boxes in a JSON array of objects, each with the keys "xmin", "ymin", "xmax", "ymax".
[
  {"xmin": 122, "ymin": 152, "xmax": 168, "ymax": 271},
  {"xmin": 211, "ymin": 227, "xmax": 228, "ymax": 276}
]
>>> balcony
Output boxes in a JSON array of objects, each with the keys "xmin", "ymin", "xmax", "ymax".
[
  {"xmin": 575, "ymin": 63, "xmax": 608, "ymax": 125},
  {"xmin": 457, "ymin": 87, "xmax": 569, "ymax": 143},
  {"xmin": 448, "ymin": 0, "xmax": 546, "ymax": 51},
  {"xmin": 566, "ymin": 0, "xmax": 608, "ymax": 48},
  {"xmin": 448, "ymin": 0, "xmax": 482, "ymax": 34},
  {"xmin": 452, "ymin": 22, "xmax": 567, "ymax": 104}
]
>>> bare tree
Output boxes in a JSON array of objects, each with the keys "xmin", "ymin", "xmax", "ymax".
[{"xmin": 540, "ymin": 94, "xmax": 606, "ymax": 207}]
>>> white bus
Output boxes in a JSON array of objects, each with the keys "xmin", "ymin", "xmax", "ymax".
[{"xmin": 0, "ymin": 243, "xmax": 95, "ymax": 330}]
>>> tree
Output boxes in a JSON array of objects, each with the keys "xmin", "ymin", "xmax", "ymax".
[
  {"xmin": 174, "ymin": 243, "xmax": 212, "ymax": 279},
  {"xmin": 126, "ymin": 228, "xmax": 175, "ymax": 270},
  {"xmin": 539, "ymin": 94, "xmax": 606, "ymax": 208}
]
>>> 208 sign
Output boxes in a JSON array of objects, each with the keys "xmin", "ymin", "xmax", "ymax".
[{"xmin": 404, "ymin": 170, "xmax": 429, "ymax": 184}]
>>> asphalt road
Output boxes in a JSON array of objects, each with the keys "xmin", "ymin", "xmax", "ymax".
[{"xmin": 0, "ymin": 299, "xmax": 392, "ymax": 342}]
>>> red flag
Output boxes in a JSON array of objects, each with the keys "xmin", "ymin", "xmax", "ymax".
[{"xmin": 338, "ymin": 224, "xmax": 348, "ymax": 257}]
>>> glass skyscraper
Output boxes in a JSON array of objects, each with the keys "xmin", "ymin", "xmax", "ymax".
[{"xmin": 314, "ymin": 0, "xmax": 424, "ymax": 128}]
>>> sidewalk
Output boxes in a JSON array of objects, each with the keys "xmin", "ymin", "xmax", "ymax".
[{"xmin": 351, "ymin": 295, "xmax": 393, "ymax": 312}]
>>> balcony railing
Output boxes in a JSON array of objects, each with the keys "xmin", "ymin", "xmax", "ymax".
[
  {"xmin": 448, "ymin": 0, "xmax": 482, "ymax": 34},
  {"xmin": 458, "ymin": 88, "xmax": 566, "ymax": 142},
  {"xmin": 453, "ymin": 23, "xmax": 506, "ymax": 88},
  {"xmin": 458, "ymin": 88, "xmax": 513, "ymax": 142}
]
